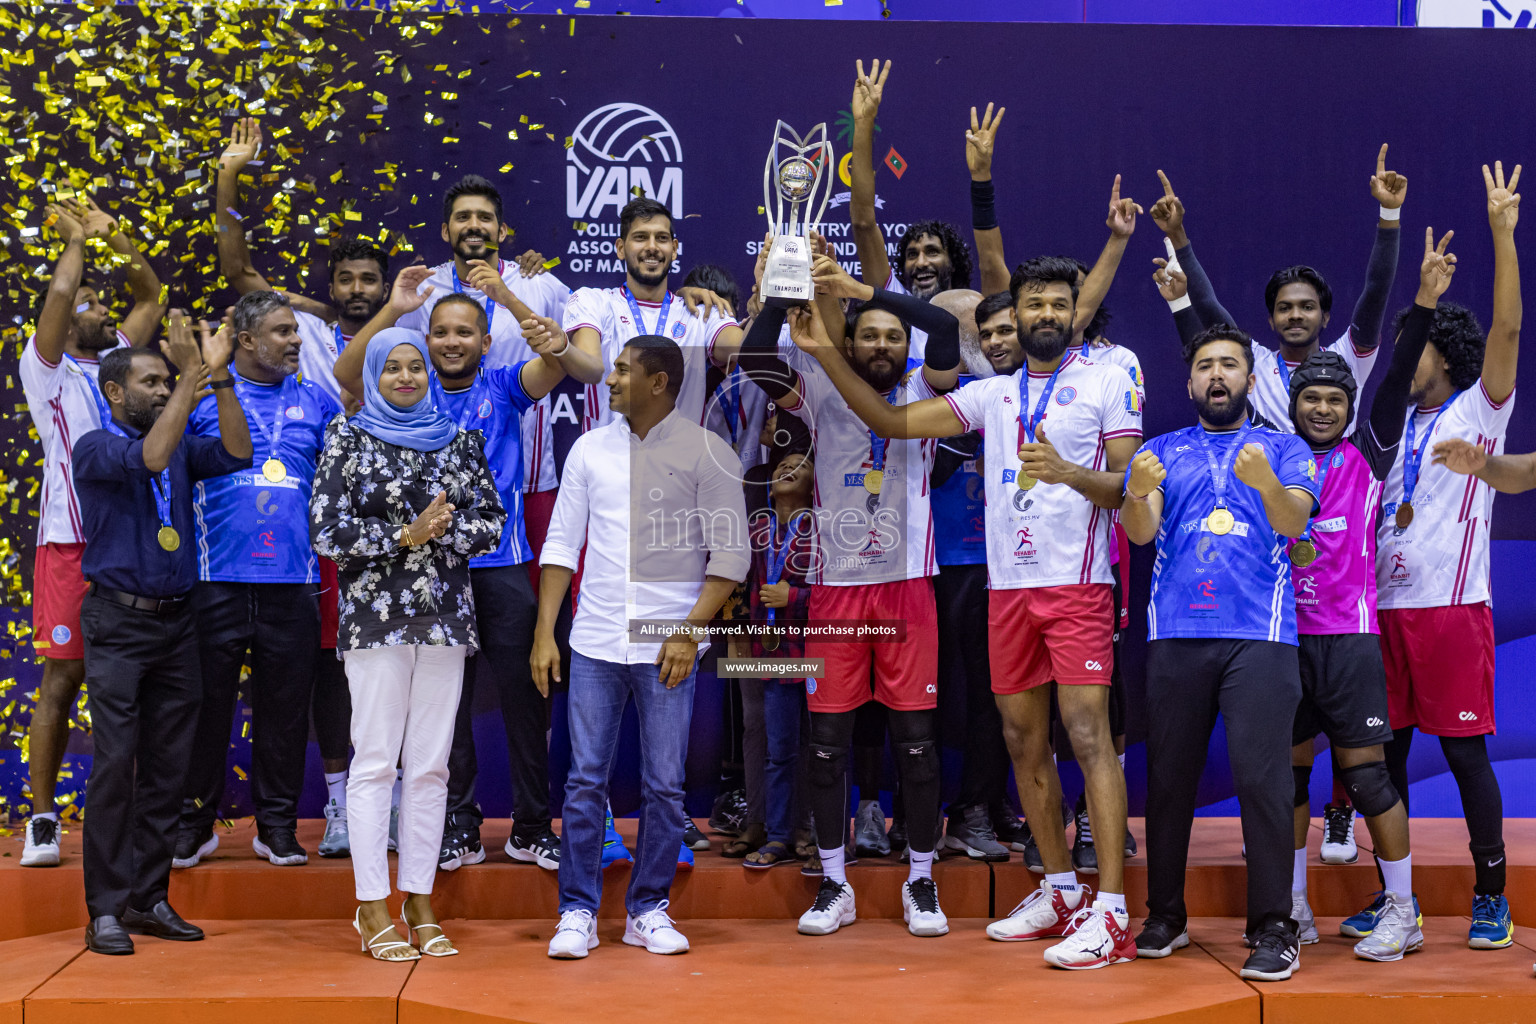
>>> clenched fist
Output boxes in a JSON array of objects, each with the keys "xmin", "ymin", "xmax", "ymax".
[
  {"xmin": 1233, "ymin": 442, "xmax": 1279, "ymax": 490},
  {"xmin": 1126, "ymin": 450, "xmax": 1165, "ymax": 499}
]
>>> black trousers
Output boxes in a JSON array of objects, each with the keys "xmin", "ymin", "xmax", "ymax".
[
  {"xmin": 934, "ymin": 562, "xmax": 1009, "ymax": 810},
  {"xmin": 1145, "ymin": 638, "xmax": 1300, "ymax": 939},
  {"xmin": 181, "ymin": 582, "xmax": 319, "ymax": 830},
  {"xmin": 446, "ymin": 563, "xmax": 546, "ymax": 835},
  {"xmin": 80, "ymin": 592, "xmax": 202, "ymax": 919},
  {"xmin": 311, "ymin": 645, "xmax": 351, "ymax": 762}
]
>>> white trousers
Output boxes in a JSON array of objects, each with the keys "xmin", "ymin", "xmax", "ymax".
[{"xmin": 343, "ymin": 643, "xmax": 467, "ymax": 902}]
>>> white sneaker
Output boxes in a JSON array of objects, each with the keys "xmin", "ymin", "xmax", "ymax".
[
  {"xmin": 1353, "ymin": 891, "xmax": 1424, "ymax": 962},
  {"xmin": 902, "ymin": 878, "xmax": 949, "ymax": 937},
  {"xmin": 548, "ymin": 909, "xmax": 599, "ymax": 959},
  {"xmin": 1043, "ymin": 902, "xmax": 1138, "ymax": 969},
  {"xmin": 623, "ymin": 900, "xmax": 690, "ymax": 954},
  {"xmin": 986, "ymin": 879, "xmax": 1086, "ymax": 941},
  {"xmin": 318, "ymin": 801, "xmax": 350, "ymax": 858},
  {"xmin": 1292, "ymin": 890, "xmax": 1320, "ymax": 944},
  {"xmin": 20, "ymin": 816, "xmax": 61, "ymax": 867},
  {"xmin": 799, "ymin": 878, "xmax": 857, "ymax": 935},
  {"xmin": 1320, "ymin": 804, "xmax": 1358, "ymax": 864}
]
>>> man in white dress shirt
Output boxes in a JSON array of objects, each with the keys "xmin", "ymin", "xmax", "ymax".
[{"xmin": 534, "ymin": 335, "xmax": 748, "ymax": 960}]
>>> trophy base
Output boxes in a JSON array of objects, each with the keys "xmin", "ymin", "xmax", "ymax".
[{"xmin": 760, "ymin": 287, "xmax": 812, "ymax": 309}]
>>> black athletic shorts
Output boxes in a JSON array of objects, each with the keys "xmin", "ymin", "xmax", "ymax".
[{"xmin": 1292, "ymin": 633, "xmax": 1395, "ymax": 749}]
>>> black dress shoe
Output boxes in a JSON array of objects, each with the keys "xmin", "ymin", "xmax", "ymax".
[
  {"xmin": 86, "ymin": 916, "xmax": 135, "ymax": 955},
  {"xmin": 122, "ymin": 901, "xmax": 204, "ymax": 941}
]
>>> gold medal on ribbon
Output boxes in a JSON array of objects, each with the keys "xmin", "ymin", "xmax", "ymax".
[
  {"xmin": 863, "ymin": 469, "xmax": 884, "ymax": 495},
  {"xmin": 1289, "ymin": 540, "xmax": 1317, "ymax": 567},
  {"xmin": 1394, "ymin": 502, "xmax": 1414, "ymax": 529},
  {"xmin": 764, "ymin": 631, "xmax": 781, "ymax": 652},
  {"xmin": 1017, "ymin": 471, "xmax": 1037, "ymax": 492},
  {"xmin": 157, "ymin": 525, "xmax": 181, "ymax": 552},
  {"xmin": 262, "ymin": 458, "xmax": 288, "ymax": 483},
  {"xmin": 1207, "ymin": 507, "xmax": 1235, "ymax": 536}
]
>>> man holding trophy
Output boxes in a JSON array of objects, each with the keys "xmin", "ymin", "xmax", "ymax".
[{"xmin": 740, "ymin": 120, "xmax": 966, "ymax": 939}]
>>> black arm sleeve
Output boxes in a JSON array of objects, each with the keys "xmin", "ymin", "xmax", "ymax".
[
  {"xmin": 736, "ymin": 304, "xmax": 797, "ymax": 405},
  {"xmin": 1348, "ymin": 226, "xmax": 1400, "ymax": 353},
  {"xmin": 1359, "ymin": 302, "xmax": 1434, "ymax": 478},
  {"xmin": 930, "ymin": 430, "xmax": 982, "ymax": 489},
  {"xmin": 1174, "ymin": 241, "xmax": 1238, "ymax": 330},
  {"xmin": 971, "ymin": 179, "xmax": 998, "ymax": 231},
  {"xmin": 871, "ymin": 287, "xmax": 959, "ymax": 372},
  {"xmin": 1174, "ymin": 304, "xmax": 1203, "ymax": 352}
]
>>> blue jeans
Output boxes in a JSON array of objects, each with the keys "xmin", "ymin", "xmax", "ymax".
[
  {"xmin": 762, "ymin": 681, "xmax": 805, "ymax": 844},
  {"xmin": 559, "ymin": 651, "xmax": 697, "ymax": 916}
]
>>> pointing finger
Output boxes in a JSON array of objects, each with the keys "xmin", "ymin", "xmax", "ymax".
[
  {"xmin": 1376, "ymin": 143, "xmax": 1388, "ymax": 178},
  {"xmin": 1157, "ymin": 169, "xmax": 1174, "ymax": 198}
]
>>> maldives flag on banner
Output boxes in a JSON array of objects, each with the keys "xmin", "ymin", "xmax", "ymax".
[{"xmin": 884, "ymin": 146, "xmax": 907, "ymax": 178}]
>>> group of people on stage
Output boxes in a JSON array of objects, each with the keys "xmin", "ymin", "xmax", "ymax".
[{"xmin": 15, "ymin": 60, "xmax": 1527, "ymax": 980}]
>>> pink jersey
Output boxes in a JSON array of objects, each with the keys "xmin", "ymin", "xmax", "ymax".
[{"xmin": 1292, "ymin": 440, "xmax": 1386, "ymax": 635}]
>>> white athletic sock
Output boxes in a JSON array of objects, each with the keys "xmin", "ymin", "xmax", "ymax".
[
  {"xmin": 1379, "ymin": 853, "xmax": 1412, "ymax": 899},
  {"xmin": 819, "ymin": 845, "xmax": 847, "ymax": 885},
  {"xmin": 325, "ymin": 771, "xmax": 348, "ymax": 807},
  {"xmin": 1293, "ymin": 846, "xmax": 1308, "ymax": 894},
  {"xmin": 391, "ymin": 770, "xmax": 403, "ymax": 810},
  {"xmin": 1098, "ymin": 891, "xmax": 1128, "ymax": 916},
  {"xmin": 1046, "ymin": 870, "xmax": 1080, "ymax": 895},
  {"xmin": 907, "ymin": 848, "xmax": 934, "ymax": 882},
  {"xmin": 35, "ymin": 811, "xmax": 59, "ymax": 823}
]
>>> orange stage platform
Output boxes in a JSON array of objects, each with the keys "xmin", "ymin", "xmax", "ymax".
[{"xmin": 3, "ymin": 816, "xmax": 1534, "ymax": 1023}]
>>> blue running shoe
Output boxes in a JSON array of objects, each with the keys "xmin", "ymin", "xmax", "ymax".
[
  {"xmin": 1469, "ymin": 893, "xmax": 1513, "ymax": 949},
  {"xmin": 1340, "ymin": 890, "xmax": 1423, "ymax": 938},
  {"xmin": 602, "ymin": 811, "xmax": 633, "ymax": 870},
  {"xmin": 677, "ymin": 842, "xmax": 694, "ymax": 871}
]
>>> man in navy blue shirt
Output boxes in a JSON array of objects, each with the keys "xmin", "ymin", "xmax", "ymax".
[
  {"xmin": 335, "ymin": 270, "xmax": 572, "ymax": 872},
  {"xmin": 72, "ymin": 313, "xmax": 252, "ymax": 954},
  {"xmin": 1121, "ymin": 325, "xmax": 1318, "ymax": 983},
  {"xmin": 173, "ymin": 290, "xmax": 343, "ymax": 871}
]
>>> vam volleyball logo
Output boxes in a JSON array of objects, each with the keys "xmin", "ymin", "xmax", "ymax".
[{"xmin": 567, "ymin": 103, "xmax": 683, "ymax": 220}]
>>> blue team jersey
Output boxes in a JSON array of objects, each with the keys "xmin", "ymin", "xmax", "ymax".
[
  {"xmin": 930, "ymin": 373, "xmax": 986, "ymax": 567},
  {"xmin": 1133, "ymin": 422, "xmax": 1319, "ymax": 644},
  {"xmin": 435, "ymin": 363, "xmax": 534, "ymax": 567},
  {"xmin": 188, "ymin": 372, "xmax": 341, "ymax": 583}
]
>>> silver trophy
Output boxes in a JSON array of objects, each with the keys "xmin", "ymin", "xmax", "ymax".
[{"xmin": 761, "ymin": 121, "xmax": 835, "ymax": 307}]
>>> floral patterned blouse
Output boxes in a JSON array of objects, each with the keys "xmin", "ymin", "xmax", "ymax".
[{"xmin": 309, "ymin": 415, "xmax": 506, "ymax": 652}]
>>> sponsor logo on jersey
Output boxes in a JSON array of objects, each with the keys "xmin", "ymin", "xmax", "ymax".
[
  {"xmin": 1055, "ymin": 386, "xmax": 1077, "ymax": 406},
  {"xmin": 1389, "ymin": 552, "xmax": 1410, "ymax": 582},
  {"xmin": 1124, "ymin": 390, "xmax": 1141, "ymax": 413},
  {"xmin": 285, "ymin": 405, "xmax": 305, "ymax": 420},
  {"xmin": 477, "ymin": 399, "xmax": 493, "ymax": 419},
  {"xmin": 567, "ymin": 103, "xmax": 683, "ymax": 219},
  {"xmin": 1014, "ymin": 527, "xmax": 1035, "ymax": 557},
  {"xmin": 1084, "ymin": 660, "xmax": 1104, "ymax": 672},
  {"xmin": 1460, "ymin": 711, "xmax": 1479, "ymax": 721},
  {"xmin": 671, "ymin": 321, "xmax": 687, "ymax": 340}
]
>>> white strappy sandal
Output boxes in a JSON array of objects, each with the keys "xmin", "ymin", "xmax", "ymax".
[
  {"xmin": 353, "ymin": 907, "xmax": 420, "ymax": 961},
  {"xmin": 401, "ymin": 901, "xmax": 459, "ymax": 957}
]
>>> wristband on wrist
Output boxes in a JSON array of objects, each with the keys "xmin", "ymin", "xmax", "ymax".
[
  {"xmin": 1167, "ymin": 294, "xmax": 1193, "ymax": 312},
  {"xmin": 970, "ymin": 179, "xmax": 998, "ymax": 231},
  {"xmin": 1378, "ymin": 205, "xmax": 1401, "ymax": 222},
  {"xmin": 549, "ymin": 337, "xmax": 571, "ymax": 358},
  {"xmin": 209, "ymin": 377, "xmax": 235, "ymax": 390}
]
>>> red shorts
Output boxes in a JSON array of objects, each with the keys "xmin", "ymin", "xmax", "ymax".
[
  {"xmin": 988, "ymin": 584, "xmax": 1115, "ymax": 695},
  {"xmin": 805, "ymin": 578, "xmax": 938, "ymax": 713},
  {"xmin": 1378, "ymin": 603, "xmax": 1495, "ymax": 736},
  {"xmin": 32, "ymin": 542, "xmax": 89, "ymax": 660}
]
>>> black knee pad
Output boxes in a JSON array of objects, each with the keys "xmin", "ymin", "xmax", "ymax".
[
  {"xmin": 1292, "ymin": 764, "xmax": 1313, "ymax": 809},
  {"xmin": 893, "ymin": 737, "xmax": 939, "ymax": 786},
  {"xmin": 807, "ymin": 743, "xmax": 848, "ymax": 790},
  {"xmin": 1339, "ymin": 760, "xmax": 1399, "ymax": 818}
]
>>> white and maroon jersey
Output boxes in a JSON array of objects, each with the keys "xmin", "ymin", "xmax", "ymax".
[
  {"xmin": 881, "ymin": 271, "xmax": 930, "ymax": 363},
  {"xmin": 563, "ymin": 286, "xmax": 737, "ymax": 431},
  {"xmin": 944, "ymin": 353, "xmax": 1141, "ymax": 591},
  {"xmin": 779, "ymin": 364, "xmax": 939, "ymax": 587},
  {"xmin": 1251, "ymin": 327, "xmax": 1377, "ymax": 433},
  {"xmin": 1377, "ymin": 382, "xmax": 1515, "ymax": 609},
  {"xmin": 398, "ymin": 260, "xmax": 570, "ymax": 492},
  {"xmin": 1081, "ymin": 341, "xmax": 1145, "ymax": 404},
  {"xmin": 295, "ymin": 309, "xmax": 351, "ymax": 403},
  {"xmin": 1292, "ymin": 436, "xmax": 1390, "ymax": 635},
  {"xmin": 20, "ymin": 332, "xmax": 128, "ymax": 545}
]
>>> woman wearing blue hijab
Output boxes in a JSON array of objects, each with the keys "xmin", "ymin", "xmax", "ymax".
[{"xmin": 310, "ymin": 328, "xmax": 505, "ymax": 960}]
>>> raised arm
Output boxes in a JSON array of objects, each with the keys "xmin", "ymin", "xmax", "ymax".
[
  {"xmin": 517, "ymin": 314, "xmax": 572, "ymax": 399},
  {"xmin": 736, "ymin": 303, "xmax": 801, "ymax": 407},
  {"xmin": 35, "ymin": 201, "xmax": 90, "ymax": 366},
  {"xmin": 215, "ymin": 117, "xmax": 280, "ymax": 298},
  {"xmin": 850, "ymin": 59, "xmax": 893, "ymax": 288},
  {"xmin": 192, "ymin": 315, "xmax": 251, "ymax": 460},
  {"xmin": 1119, "ymin": 449, "xmax": 1166, "ymax": 545},
  {"xmin": 1153, "ymin": 257, "xmax": 1205, "ymax": 351},
  {"xmin": 786, "ymin": 305, "xmax": 962, "ymax": 440},
  {"xmin": 1073, "ymin": 176, "xmax": 1142, "ymax": 341},
  {"xmin": 966, "ymin": 103, "xmax": 1011, "ymax": 296},
  {"xmin": 334, "ymin": 265, "xmax": 434, "ymax": 400},
  {"xmin": 87, "ymin": 195, "xmax": 165, "ymax": 347},
  {"xmin": 1350, "ymin": 143, "xmax": 1407, "ymax": 350},
  {"xmin": 1432, "ymin": 442, "xmax": 1536, "ymax": 494},
  {"xmin": 466, "ymin": 260, "xmax": 601, "ymax": 385},
  {"xmin": 143, "ymin": 317, "xmax": 213, "ymax": 474},
  {"xmin": 1368, "ymin": 228, "xmax": 1452, "ymax": 451},
  {"xmin": 1150, "ymin": 170, "xmax": 1237, "ymax": 330},
  {"xmin": 809, "ymin": 254, "xmax": 960, "ymax": 392},
  {"xmin": 1481, "ymin": 160, "xmax": 1522, "ymax": 404}
]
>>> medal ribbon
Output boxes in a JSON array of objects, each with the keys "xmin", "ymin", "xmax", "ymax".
[
  {"xmin": 233, "ymin": 373, "xmax": 294, "ymax": 465},
  {"xmin": 1297, "ymin": 444, "xmax": 1340, "ymax": 544},
  {"xmin": 1193, "ymin": 421, "xmax": 1254, "ymax": 516},
  {"xmin": 431, "ymin": 369, "xmax": 489, "ymax": 431},
  {"xmin": 866, "ymin": 384, "xmax": 902, "ymax": 475},
  {"xmin": 76, "ymin": 357, "xmax": 176, "ymax": 537},
  {"xmin": 720, "ymin": 366, "xmax": 742, "ymax": 445},
  {"xmin": 621, "ymin": 285, "xmax": 672, "ymax": 339},
  {"xmin": 1015, "ymin": 357, "xmax": 1069, "ymax": 449},
  {"xmin": 1402, "ymin": 390, "xmax": 1463, "ymax": 508},
  {"xmin": 764, "ymin": 510, "xmax": 809, "ymax": 626},
  {"xmin": 451, "ymin": 260, "xmax": 505, "ymax": 333}
]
